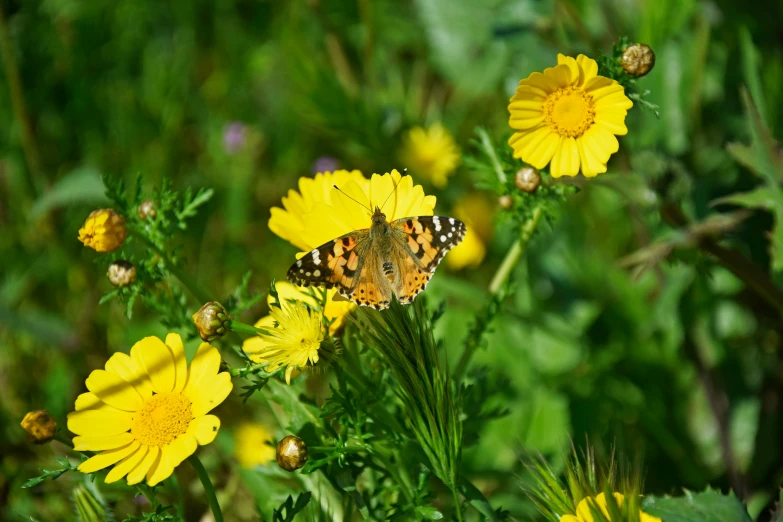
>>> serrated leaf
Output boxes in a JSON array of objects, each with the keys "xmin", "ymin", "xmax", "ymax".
[
  {"xmin": 54, "ymin": 456, "xmax": 71, "ymax": 467},
  {"xmin": 711, "ymin": 187, "xmax": 778, "ymax": 210},
  {"xmin": 642, "ymin": 488, "xmax": 752, "ymax": 522},
  {"xmin": 21, "ymin": 476, "xmax": 46, "ymax": 489}
]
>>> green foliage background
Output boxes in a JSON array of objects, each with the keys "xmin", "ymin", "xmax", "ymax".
[{"xmin": 1, "ymin": 0, "xmax": 782, "ymax": 520}]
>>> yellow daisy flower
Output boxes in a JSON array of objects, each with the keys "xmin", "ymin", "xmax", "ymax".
[
  {"xmin": 399, "ymin": 123, "xmax": 461, "ymax": 188},
  {"xmin": 446, "ymin": 194, "xmax": 493, "ymax": 270},
  {"xmin": 268, "ymin": 169, "xmax": 436, "ymax": 255},
  {"xmin": 78, "ymin": 209, "xmax": 127, "ymax": 252},
  {"xmin": 234, "ymin": 422, "xmax": 276, "ymax": 468},
  {"xmin": 243, "ymin": 299, "xmax": 324, "ymax": 384},
  {"xmin": 68, "ymin": 334, "xmax": 233, "ymax": 486},
  {"xmin": 508, "ymin": 54, "xmax": 633, "ymax": 178},
  {"xmin": 561, "ymin": 493, "xmax": 662, "ymax": 522}
]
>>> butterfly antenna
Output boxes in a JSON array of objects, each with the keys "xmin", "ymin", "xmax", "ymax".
[
  {"xmin": 333, "ymin": 185, "xmax": 372, "ymax": 212},
  {"xmin": 380, "ymin": 169, "xmax": 405, "ymax": 212}
]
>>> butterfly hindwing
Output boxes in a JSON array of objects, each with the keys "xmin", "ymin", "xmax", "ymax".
[{"xmin": 286, "ymin": 231, "xmax": 365, "ymax": 292}]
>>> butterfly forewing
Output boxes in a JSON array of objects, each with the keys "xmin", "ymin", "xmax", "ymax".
[
  {"xmin": 286, "ymin": 231, "xmax": 365, "ymax": 292},
  {"xmin": 393, "ymin": 216, "xmax": 467, "ymax": 271}
]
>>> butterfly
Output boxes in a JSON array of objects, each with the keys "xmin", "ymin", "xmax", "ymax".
[{"xmin": 287, "ymin": 204, "xmax": 466, "ymax": 310}]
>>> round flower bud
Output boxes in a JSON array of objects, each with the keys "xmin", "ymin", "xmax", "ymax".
[
  {"xmin": 498, "ymin": 195, "xmax": 513, "ymax": 210},
  {"xmin": 514, "ymin": 166, "xmax": 541, "ymax": 193},
  {"xmin": 276, "ymin": 435, "xmax": 308, "ymax": 472},
  {"xmin": 107, "ymin": 260, "xmax": 137, "ymax": 287},
  {"xmin": 621, "ymin": 43, "xmax": 655, "ymax": 77},
  {"xmin": 20, "ymin": 410, "xmax": 57, "ymax": 444},
  {"xmin": 192, "ymin": 301, "xmax": 229, "ymax": 342},
  {"xmin": 137, "ymin": 199, "xmax": 157, "ymax": 221},
  {"xmin": 78, "ymin": 209, "xmax": 127, "ymax": 253}
]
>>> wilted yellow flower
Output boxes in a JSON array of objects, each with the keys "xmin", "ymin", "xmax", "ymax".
[
  {"xmin": 68, "ymin": 334, "xmax": 232, "ymax": 486},
  {"xmin": 107, "ymin": 260, "xmax": 137, "ymax": 287},
  {"xmin": 508, "ymin": 54, "xmax": 633, "ymax": 178},
  {"xmin": 269, "ymin": 169, "xmax": 436, "ymax": 255},
  {"xmin": 234, "ymin": 422, "xmax": 276, "ymax": 468},
  {"xmin": 447, "ymin": 195, "xmax": 493, "ymax": 270},
  {"xmin": 561, "ymin": 493, "xmax": 662, "ymax": 522},
  {"xmin": 243, "ymin": 299, "xmax": 325, "ymax": 384},
  {"xmin": 399, "ymin": 123, "xmax": 461, "ymax": 188},
  {"xmin": 244, "ymin": 283, "xmax": 353, "ymax": 345},
  {"xmin": 78, "ymin": 209, "xmax": 127, "ymax": 252},
  {"xmin": 20, "ymin": 410, "xmax": 57, "ymax": 444}
]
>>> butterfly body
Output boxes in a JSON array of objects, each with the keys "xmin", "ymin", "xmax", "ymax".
[{"xmin": 287, "ymin": 207, "xmax": 466, "ymax": 310}]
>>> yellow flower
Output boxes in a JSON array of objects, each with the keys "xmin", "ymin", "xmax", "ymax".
[
  {"xmin": 446, "ymin": 195, "xmax": 493, "ymax": 270},
  {"xmin": 399, "ymin": 123, "xmax": 461, "ymax": 188},
  {"xmin": 78, "ymin": 209, "xmax": 127, "ymax": 252},
  {"xmin": 243, "ymin": 299, "xmax": 324, "ymax": 384},
  {"xmin": 67, "ymin": 334, "xmax": 233, "ymax": 486},
  {"xmin": 234, "ymin": 422, "xmax": 276, "ymax": 468},
  {"xmin": 269, "ymin": 169, "xmax": 436, "ymax": 254},
  {"xmin": 561, "ymin": 493, "xmax": 662, "ymax": 522},
  {"xmin": 508, "ymin": 54, "xmax": 633, "ymax": 178}
]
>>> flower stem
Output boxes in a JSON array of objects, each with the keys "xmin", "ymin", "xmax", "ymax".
[
  {"xmin": 477, "ymin": 128, "xmax": 507, "ymax": 184},
  {"xmin": 488, "ymin": 206, "xmax": 543, "ymax": 295},
  {"xmin": 129, "ymin": 228, "xmax": 212, "ymax": 304},
  {"xmin": 227, "ymin": 319, "xmax": 272, "ymax": 337},
  {"xmin": 453, "ymin": 487, "xmax": 464, "ymax": 522},
  {"xmin": 189, "ymin": 454, "xmax": 224, "ymax": 522}
]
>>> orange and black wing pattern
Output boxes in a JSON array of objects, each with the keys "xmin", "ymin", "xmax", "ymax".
[{"xmin": 286, "ymin": 231, "xmax": 366, "ymax": 294}]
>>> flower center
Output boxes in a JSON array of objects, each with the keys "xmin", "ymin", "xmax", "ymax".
[
  {"xmin": 543, "ymin": 86, "xmax": 596, "ymax": 138},
  {"xmin": 132, "ymin": 393, "xmax": 192, "ymax": 447},
  {"xmin": 299, "ymin": 337, "xmax": 321, "ymax": 365}
]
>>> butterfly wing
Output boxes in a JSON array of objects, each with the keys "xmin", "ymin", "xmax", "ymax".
[
  {"xmin": 286, "ymin": 230, "xmax": 394, "ymax": 310},
  {"xmin": 391, "ymin": 216, "xmax": 466, "ymax": 304}
]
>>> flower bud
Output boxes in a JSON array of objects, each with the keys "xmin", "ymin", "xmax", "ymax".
[
  {"xmin": 621, "ymin": 43, "xmax": 655, "ymax": 77},
  {"xmin": 276, "ymin": 435, "xmax": 308, "ymax": 472},
  {"xmin": 78, "ymin": 209, "xmax": 127, "ymax": 253},
  {"xmin": 498, "ymin": 195, "xmax": 513, "ymax": 210},
  {"xmin": 192, "ymin": 302, "xmax": 229, "ymax": 341},
  {"xmin": 515, "ymin": 166, "xmax": 540, "ymax": 193},
  {"xmin": 107, "ymin": 260, "xmax": 136, "ymax": 287},
  {"xmin": 73, "ymin": 484, "xmax": 109, "ymax": 522},
  {"xmin": 20, "ymin": 410, "xmax": 57, "ymax": 444},
  {"xmin": 137, "ymin": 199, "xmax": 157, "ymax": 221}
]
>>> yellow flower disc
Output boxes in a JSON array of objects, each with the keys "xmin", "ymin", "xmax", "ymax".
[
  {"xmin": 67, "ymin": 334, "xmax": 232, "ymax": 486},
  {"xmin": 507, "ymin": 54, "xmax": 633, "ymax": 178}
]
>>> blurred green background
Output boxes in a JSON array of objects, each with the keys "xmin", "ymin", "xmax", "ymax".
[{"xmin": 1, "ymin": 0, "xmax": 782, "ymax": 520}]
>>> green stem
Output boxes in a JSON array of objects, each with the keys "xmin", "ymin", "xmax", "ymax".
[
  {"xmin": 227, "ymin": 319, "xmax": 273, "ymax": 337},
  {"xmin": 189, "ymin": 454, "xmax": 224, "ymax": 522},
  {"xmin": 488, "ymin": 206, "xmax": 543, "ymax": 295},
  {"xmin": 477, "ymin": 127, "xmax": 507, "ymax": 184},
  {"xmin": 0, "ymin": 5, "xmax": 43, "ymax": 196},
  {"xmin": 130, "ymin": 228, "xmax": 212, "ymax": 304},
  {"xmin": 453, "ymin": 487, "xmax": 464, "ymax": 522}
]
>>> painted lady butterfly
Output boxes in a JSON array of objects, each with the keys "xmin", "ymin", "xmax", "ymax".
[{"xmin": 287, "ymin": 206, "xmax": 466, "ymax": 310}]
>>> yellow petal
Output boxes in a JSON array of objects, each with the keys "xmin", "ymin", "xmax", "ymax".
[
  {"xmin": 86, "ymin": 370, "xmax": 143, "ymax": 412},
  {"xmin": 577, "ymin": 137, "xmax": 607, "ymax": 178},
  {"xmin": 184, "ymin": 343, "xmax": 221, "ymax": 398},
  {"xmin": 544, "ymin": 63, "xmax": 575, "ymax": 88},
  {"xmin": 73, "ymin": 432, "xmax": 135, "ymax": 451},
  {"xmin": 550, "ymin": 137, "xmax": 580, "ymax": 178},
  {"xmin": 132, "ymin": 336, "xmax": 176, "ymax": 393},
  {"xmin": 595, "ymin": 113, "xmax": 629, "ymax": 135},
  {"xmin": 576, "ymin": 54, "xmax": 599, "ymax": 84},
  {"xmin": 167, "ymin": 433, "xmax": 198, "ymax": 467},
  {"xmin": 511, "ymin": 84, "xmax": 547, "ymax": 101},
  {"xmin": 521, "ymin": 71, "xmax": 560, "ymax": 93},
  {"xmin": 105, "ymin": 445, "xmax": 148, "ymax": 483},
  {"xmin": 187, "ymin": 415, "xmax": 221, "ymax": 445},
  {"xmin": 105, "ymin": 353, "xmax": 154, "ymax": 399},
  {"xmin": 557, "ymin": 54, "xmax": 580, "ymax": 83},
  {"xmin": 641, "ymin": 512, "xmax": 664, "ymax": 522},
  {"xmin": 595, "ymin": 90, "xmax": 633, "ymax": 111},
  {"xmin": 147, "ymin": 446, "xmax": 176, "ymax": 486},
  {"xmin": 560, "ymin": 516, "xmax": 580, "ymax": 522},
  {"xmin": 74, "ymin": 392, "xmax": 113, "ymax": 411},
  {"xmin": 582, "ymin": 125, "xmax": 619, "ymax": 163},
  {"xmin": 510, "ymin": 112, "xmax": 545, "ymax": 130},
  {"xmin": 127, "ymin": 446, "xmax": 160, "ymax": 485},
  {"xmin": 523, "ymin": 131, "xmax": 561, "ymax": 169},
  {"xmin": 67, "ymin": 408, "xmax": 134, "ymax": 436},
  {"xmin": 78, "ymin": 441, "xmax": 139, "ymax": 473},
  {"xmin": 189, "ymin": 372, "xmax": 233, "ymax": 416},
  {"xmin": 165, "ymin": 333, "xmax": 188, "ymax": 393}
]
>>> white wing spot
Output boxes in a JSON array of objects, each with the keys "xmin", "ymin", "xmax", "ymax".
[
  {"xmin": 449, "ymin": 218, "xmax": 455, "ymax": 224},
  {"xmin": 448, "ymin": 232, "xmax": 453, "ymax": 238},
  {"xmin": 440, "ymin": 235, "xmax": 447, "ymax": 242},
  {"xmin": 313, "ymin": 269, "xmax": 321, "ymax": 277},
  {"xmin": 312, "ymin": 249, "xmax": 321, "ymax": 265},
  {"xmin": 433, "ymin": 217, "xmax": 442, "ymax": 231},
  {"xmin": 300, "ymin": 269, "xmax": 304, "ymax": 273},
  {"xmin": 306, "ymin": 271, "xmax": 311, "ymax": 276},
  {"xmin": 297, "ymin": 260, "xmax": 302, "ymax": 267}
]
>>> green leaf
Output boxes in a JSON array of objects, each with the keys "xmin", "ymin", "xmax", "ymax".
[
  {"xmin": 30, "ymin": 167, "xmax": 110, "ymax": 218},
  {"xmin": 711, "ymin": 187, "xmax": 778, "ymax": 210},
  {"xmin": 21, "ymin": 476, "xmax": 47, "ymax": 489},
  {"xmin": 415, "ymin": 506, "xmax": 444, "ymax": 520},
  {"xmin": 642, "ymin": 488, "xmax": 752, "ymax": 522}
]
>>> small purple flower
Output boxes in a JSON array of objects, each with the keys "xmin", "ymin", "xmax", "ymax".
[
  {"xmin": 312, "ymin": 156, "xmax": 339, "ymax": 174},
  {"xmin": 134, "ymin": 494, "xmax": 150, "ymax": 506},
  {"xmin": 223, "ymin": 122, "xmax": 247, "ymax": 154}
]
